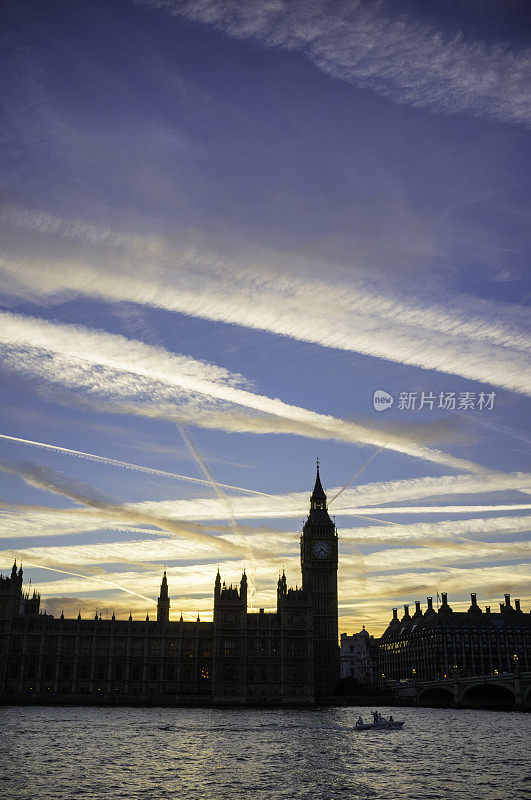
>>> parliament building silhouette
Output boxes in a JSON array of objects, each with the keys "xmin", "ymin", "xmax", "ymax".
[{"xmin": 0, "ymin": 467, "xmax": 340, "ymax": 704}]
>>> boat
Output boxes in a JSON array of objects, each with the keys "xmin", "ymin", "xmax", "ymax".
[{"xmin": 354, "ymin": 717, "xmax": 404, "ymax": 731}]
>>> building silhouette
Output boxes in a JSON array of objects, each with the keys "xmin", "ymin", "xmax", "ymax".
[
  {"xmin": 0, "ymin": 467, "xmax": 340, "ymax": 704},
  {"xmin": 378, "ymin": 592, "xmax": 530, "ymax": 683}
]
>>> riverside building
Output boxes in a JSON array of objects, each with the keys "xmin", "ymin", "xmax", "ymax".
[
  {"xmin": 378, "ymin": 592, "xmax": 530, "ymax": 683},
  {"xmin": 0, "ymin": 467, "xmax": 340, "ymax": 704}
]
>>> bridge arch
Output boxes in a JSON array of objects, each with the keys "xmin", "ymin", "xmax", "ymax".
[
  {"xmin": 417, "ymin": 686, "xmax": 454, "ymax": 707},
  {"xmin": 460, "ymin": 682, "xmax": 515, "ymax": 709}
]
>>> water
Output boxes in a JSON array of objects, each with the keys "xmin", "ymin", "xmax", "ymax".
[{"xmin": 0, "ymin": 706, "xmax": 529, "ymax": 800}]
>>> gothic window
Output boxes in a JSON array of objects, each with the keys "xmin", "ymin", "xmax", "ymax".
[{"xmin": 224, "ymin": 640, "xmax": 235, "ymax": 657}]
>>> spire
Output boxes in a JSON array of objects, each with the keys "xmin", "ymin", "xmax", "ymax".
[
  {"xmin": 310, "ymin": 459, "xmax": 327, "ymax": 511},
  {"xmin": 157, "ymin": 569, "xmax": 170, "ymax": 623},
  {"xmin": 305, "ymin": 461, "xmax": 333, "ymax": 526},
  {"xmin": 240, "ymin": 569, "xmax": 248, "ymax": 610}
]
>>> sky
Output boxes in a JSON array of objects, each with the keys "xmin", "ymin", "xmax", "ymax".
[{"xmin": 0, "ymin": 0, "xmax": 530, "ymax": 635}]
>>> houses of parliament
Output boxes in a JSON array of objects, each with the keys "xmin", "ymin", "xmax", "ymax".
[{"xmin": 0, "ymin": 468, "xmax": 340, "ymax": 704}]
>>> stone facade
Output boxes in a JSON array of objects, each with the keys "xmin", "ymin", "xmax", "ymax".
[{"xmin": 340, "ymin": 628, "xmax": 378, "ymax": 684}]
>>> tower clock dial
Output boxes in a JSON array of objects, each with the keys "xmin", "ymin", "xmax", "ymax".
[{"xmin": 312, "ymin": 540, "xmax": 331, "ymax": 559}]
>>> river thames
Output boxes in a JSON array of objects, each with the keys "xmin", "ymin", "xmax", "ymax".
[{"xmin": 1, "ymin": 706, "xmax": 529, "ymax": 799}]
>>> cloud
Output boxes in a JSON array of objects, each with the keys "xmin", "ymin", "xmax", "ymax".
[
  {"xmin": 0, "ymin": 459, "xmax": 245, "ymax": 555},
  {"xmin": 1, "ymin": 208, "xmax": 530, "ymax": 395},
  {"xmin": 8, "ymin": 514, "xmax": 529, "ymax": 571},
  {"xmin": 340, "ymin": 514, "xmax": 531, "ymax": 545},
  {"xmin": 5, "ymin": 555, "xmax": 528, "ymax": 632},
  {"xmin": 0, "ymin": 310, "xmax": 495, "ymax": 473},
  {"xmin": 4, "ymin": 470, "xmax": 526, "ymax": 540},
  {"xmin": 125, "ymin": 471, "xmax": 531, "ymax": 521},
  {"xmin": 135, "ymin": 0, "xmax": 531, "ymax": 128}
]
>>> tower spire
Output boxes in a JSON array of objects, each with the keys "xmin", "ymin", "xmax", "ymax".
[
  {"xmin": 310, "ymin": 460, "xmax": 327, "ymax": 512},
  {"xmin": 157, "ymin": 568, "xmax": 170, "ymax": 623}
]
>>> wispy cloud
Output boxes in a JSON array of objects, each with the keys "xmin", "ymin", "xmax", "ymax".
[
  {"xmin": 7, "ymin": 515, "xmax": 529, "ymax": 568},
  {"xmin": 135, "ymin": 0, "xmax": 531, "ymax": 128},
  {"xmin": 0, "ymin": 459, "xmax": 245, "ymax": 555},
  {"xmin": 0, "ymin": 311, "xmax": 492, "ymax": 472},
  {"xmin": 4, "ymin": 470, "xmax": 527, "ymax": 543},
  {"xmin": 341, "ymin": 515, "xmax": 531, "ymax": 545},
  {"xmin": 128, "ymin": 472, "xmax": 531, "ymax": 521},
  {"xmin": 2, "ymin": 208, "xmax": 529, "ymax": 394}
]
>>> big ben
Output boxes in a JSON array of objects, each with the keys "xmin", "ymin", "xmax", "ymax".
[{"xmin": 300, "ymin": 462, "xmax": 340, "ymax": 697}]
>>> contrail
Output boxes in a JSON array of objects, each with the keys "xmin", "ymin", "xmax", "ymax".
[
  {"xmin": 178, "ymin": 424, "xmax": 256, "ymax": 604},
  {"xmin": 0, "ymin": 433, "xmax": 272, "ymax": 497},
  {"xmin": 329, "ymin": 445, "xmax": 387, "ymax": 505},
  {"xmin": 5, "ymin": 558, "xmax": 157, "ymax": 604},
  {"xmin": 289, "ymin": 448, "xmax": 403, "ymax": 543},
  {"xmin": 0, "ymin": 459, "xmax": 245, "ymax": 555},
  {"xmin": 346, "ymin": 504, "xmax": 531, "ymax": 515}
]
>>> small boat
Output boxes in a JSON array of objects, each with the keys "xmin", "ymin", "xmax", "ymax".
[{"xmin": 355, "ymin": 717, "xmax": 404, "ymax": 731}]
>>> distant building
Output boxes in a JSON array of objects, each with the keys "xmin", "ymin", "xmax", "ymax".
[
  {"xmin": 340, "ymin": 627, "xmax": 378, "ymax": 684},
  {"xmin": 378, "ymin": 593, "xmax": 530, "ymax": 684},
  {"xmin": 0, "ymin": 467, "xmax": 340, "ymax": 704}
]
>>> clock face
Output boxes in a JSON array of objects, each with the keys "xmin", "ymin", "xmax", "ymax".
[{"xmin": 313, "ymin": 540, "xmax": 331, "ymax": 559}]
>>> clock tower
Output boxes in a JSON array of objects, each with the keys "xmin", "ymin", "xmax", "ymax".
[{"xmin": 300, "ymin": 462, "xmax": 339, "ymax": 697}]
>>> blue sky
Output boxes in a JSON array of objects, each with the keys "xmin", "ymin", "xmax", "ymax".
[{"xmin": 0, "ymin": 0, "xmax": 530, "ymax": 633}]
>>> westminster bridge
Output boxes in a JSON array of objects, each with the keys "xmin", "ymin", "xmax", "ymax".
[{"xmin": 393, "ymin": 671, "xmax": 531, "ymax": 710}]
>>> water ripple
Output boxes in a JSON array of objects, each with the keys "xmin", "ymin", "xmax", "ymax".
[{"xmin": 0, "ymin": 706, "xmax": 529, "ymax": 799}]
